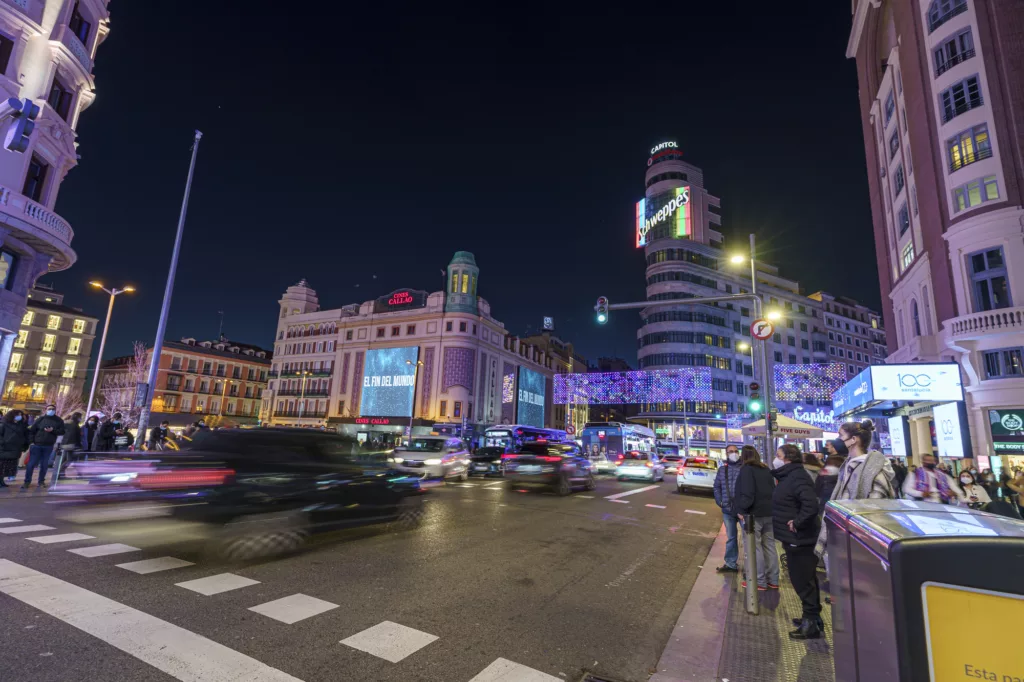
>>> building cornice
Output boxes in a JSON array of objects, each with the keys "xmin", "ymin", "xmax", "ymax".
[{"xmin": 846, "ymin": 0, "xmax": 879, "ymax": 59}]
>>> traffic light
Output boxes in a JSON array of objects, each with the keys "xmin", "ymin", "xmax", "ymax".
[
  {"xmin": 595, "ymin": 296, "xmax": 609, "ymax": 324},
  {"xmin": 3, "ymin": 98, "xmax": 40, "ymax": 153},
  {"xmin": 748, "ymin": 398, "xmax": 763, "ymax": 414}
]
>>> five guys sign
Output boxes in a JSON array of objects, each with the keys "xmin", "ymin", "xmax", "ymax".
[{"xmin": 373, "ymin": 288, "xmax": 428, "ymax": 313}]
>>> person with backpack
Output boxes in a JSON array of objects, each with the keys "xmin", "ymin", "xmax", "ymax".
[
  {"xmin": 734, "ymin": 445, "xmax": 779, "ymax": 591},
  {"xmin": 713, "ymin": 444, "xmax": 744, "ymax": 573}
]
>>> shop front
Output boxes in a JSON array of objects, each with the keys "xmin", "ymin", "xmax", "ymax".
[
  {"xmin": 327, "ymin": 416, "xmax": 436, "ymax": 448},
  {"xmin": 986, "ymin": 408, "xmax": 1024, "ymax": 476}
]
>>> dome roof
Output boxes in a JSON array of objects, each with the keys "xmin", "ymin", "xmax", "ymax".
[{"xmin": 449, "ymin": 251, "xmax": 477, "ymax": 267}]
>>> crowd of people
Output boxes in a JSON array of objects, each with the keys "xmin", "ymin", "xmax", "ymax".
[{"xmin": 711, "ymin": 419, "xmax": 1024, "ymax": 642}]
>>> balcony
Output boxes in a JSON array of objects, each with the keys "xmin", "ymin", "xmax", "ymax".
[
  {"xmin": 928, "ymin": 1, "xmax": 967, "ymax": 33},
  {"xmin": 276, "ymin": 389, "xmax": 331, "ymax": 397},
  {"xmin": 935, "ymin": 48, "xmax": 975, "ymax": 77},
  {"xmin": 949, "ymin": 145, "xmax": 993, "ymax": 173},
  {"xmin": 0, "ymin": 186, "xmax": 75, "ymax": 270},
  {"xmin": 273, "ymin": 409, "xmax": 327, "ymax": 419},
  {"xmin": 277, "ymin": 369, "xmax": 333, "ymax": 378},
  {"xmin": 55, "ymin": 24, "xmax": 93, "ymax": 72},
  {"xmin": 947, "ymin": 305, "xmax": 1024, "ymax": 342},
  {"xmin": 941, "ymin": 95, "xmax": 984, "ymax": 124}
]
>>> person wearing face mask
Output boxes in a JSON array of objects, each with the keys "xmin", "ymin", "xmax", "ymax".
[
  {"xmin": 903, "ymin": 453, "xmax": 959, "ymax": 504},
  {"xmin": 814, "ymin": 455, "xmax": 845, "ymax": 515},
  {"xmin": 83, "ymin": 415, "xmax": 100, "ymax": 453},
  {"xmin": 23, "ymin": 404, "xmax": 65, "ymax": 489},
  {"xmin": 0, "ymin": 409, "xmax": 29, "ymax": 487},
  {"xmin": 956, "ymin": 470, "xmax": 990, "ymax": 509},
  {"xmin": 96, "ymin": 413, "xmax": 134, "ymax": 453},
  {"xmin": 772, "ymin": 448, "xmax": 787, "ymax": 471},
  {"xmin": 814, "ymin": 420, "xmax": 895, "ymax": 561},
  {"xmin": 734, "ymin": 445, "xmax": 779, "ymax": 591},
  {"xmin": 712, "ymin": 444, "xmax": 744, "ymax": 573}
]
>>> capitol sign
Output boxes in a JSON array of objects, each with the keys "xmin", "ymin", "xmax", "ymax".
[{"xmin": 788, "ymin": 406, "xmax": 842, "ymax": 432}]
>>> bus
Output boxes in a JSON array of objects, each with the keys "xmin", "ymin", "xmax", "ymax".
[
  {"xmin": 579, "ymin": 422, "xmax": 657, "ymax": 473},
  {"xmin": 482, "ymin": 425, "xmax": 569, "ymax": 451}
]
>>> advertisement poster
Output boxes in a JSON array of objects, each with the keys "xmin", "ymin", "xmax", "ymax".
[
  {"xmin": 516, "ymin": 367, "xmax": 546, "ymax": 428},
  {"xmin": 933, "ymin": 402, "xmax": 966, "ymax": 459},
  {"xmin": 359, "ymin": 346, "xmax": 419, "ymax": 417},
  {"xmin": 989, "ymin": 408, "xmax": 1024, "ymax": 454}
]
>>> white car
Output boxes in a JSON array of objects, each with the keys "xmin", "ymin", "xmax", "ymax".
[
  {"xmin": 676, "ymin": 457, "xmax": 718, "ymax": 493},
  {"xmin": 615, "ymin": 451, "xmax": 666, "ymax": 482},
  {"xmin": 390, "ymin": 436, "xmax": 469, "ymax": 481}
]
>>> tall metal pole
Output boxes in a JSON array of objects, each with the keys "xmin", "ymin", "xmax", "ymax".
[
  {"xmin": 135, "ymin": 131, "xmax": 203, "ymax": 447},
  {"xmin": 751, "ymin": 233, "xmax": 775, "ymax": 461},
  {"xmin": 84, "ymin": 291, "xmax": 116, "ymax": 419}
]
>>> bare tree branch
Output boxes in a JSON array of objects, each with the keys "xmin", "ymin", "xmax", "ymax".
[{"xmin": 97, "ymin": 341, "xmax": 149, "ymax": 428}]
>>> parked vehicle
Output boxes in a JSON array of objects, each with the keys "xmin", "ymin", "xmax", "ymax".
[
  {"xmin": 502, "ymin": 441, "xmax": 596, "ymax": 495},
  {"xmin": 468, "ymin": 446, "xmax": 506, "ymax": 477},
  {"xmin": 616, "ymin": 451, "xmax": 666, "ymax": 482},
  {"xmin": 657, "ymin": 442, "xmax": 683, "ymax": 473},
  {"xmin": 54, "ymin": 428, "xmax": 425, "ymax": 560},
  {"xmin": 580, "ymin": 422, "xmax": 656, "ymax": 474},
  {"xmin": 390, "ymin": 436, "xmax": 470, "ymax": 481},
  {"xmin": 676, "ymin": 456, "xmax": 718, "ymax": 494}
]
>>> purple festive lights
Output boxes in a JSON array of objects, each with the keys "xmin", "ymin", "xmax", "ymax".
[
  {"xmin": 554, "ymin": 368, "xmax": 713, "ymax": 405},
  {"xmin": 772, "ymin": 363, "xmax": 846, "ymax": 402}
]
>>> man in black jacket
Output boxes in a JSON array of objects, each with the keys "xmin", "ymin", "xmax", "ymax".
[
  {"xmin": 772, "ymin": 443, "xmax": 823, "ymax": 640},
  {"xmin": 23, "ymin": 404, "xmax": 65, "ymax": 488}
]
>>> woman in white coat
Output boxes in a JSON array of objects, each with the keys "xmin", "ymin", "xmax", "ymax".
[{"xmin": 956, "ymin": 470, "xmax": 991, "ymax": 509}]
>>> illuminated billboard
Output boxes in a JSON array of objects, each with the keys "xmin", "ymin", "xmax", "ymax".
[
  {"xmin": 359, "ymin": 346, "xmax": 419, "ymax": 417},
  {"xmin": 636, "ymin": 186, "xmax": 690, "ymax": 247},
  {"xmin": 516, "ymin": 366, "xmax": 546, "ymax": 428}
]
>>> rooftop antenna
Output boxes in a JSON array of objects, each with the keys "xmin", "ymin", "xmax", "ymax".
[{"xmin": 217, "ymin": 310, "xmax": 224, "ymax": 340}]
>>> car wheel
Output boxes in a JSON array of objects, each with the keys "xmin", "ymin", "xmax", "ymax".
[
  {"xmin": 556, "ymin": 474, "xmax": 572, "ymax": 496},
  {"xmin": 458, "ymin": 469, "xmax": 468, "ymax": 482},
  {"xmin": 585, "ymin": 473, "xmax": 597, "ymax": 491},
  {"xmin": 389, "ymin": 496, "xmax": 426, "ymax": 532},
  {"xmin": 213, "ymin": 511, "xmax": 309, "ymax": 562},
  {"xmin": 616, "ymin": 475, "xmax": 625, "ymax": 482},
  {"xmin": 677, "ymin": 485, "xmax": 686, "ymax": 495}
]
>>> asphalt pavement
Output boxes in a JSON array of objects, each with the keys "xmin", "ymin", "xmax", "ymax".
[{"xmin": 0, "ymin": 475, "xmax": 722, "ymax": 682}]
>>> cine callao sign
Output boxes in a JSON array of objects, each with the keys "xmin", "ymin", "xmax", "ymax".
[{"xmin": 636, "ymin": 187, "xmax": 691, "ymax": 247}]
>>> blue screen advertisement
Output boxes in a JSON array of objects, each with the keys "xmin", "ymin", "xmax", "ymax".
[
  {"xmin": 516, "ymin": 367, "xmax": 546, "ymax": 428},
  {"xmin": 359, "ymin": 346, "xmax": 419, "ymax": 417}
]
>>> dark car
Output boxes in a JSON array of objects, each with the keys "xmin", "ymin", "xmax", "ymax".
[
  {"xmin": 502, "ymin": 441, "xmax": 596, "ymax": 495},
  {"xmin": 55, "ymin": 428, "xmax": 425, "ymax": 560},
  {"xmin": 468, "ymin": 446, "xmax": 506, "ymax": 477}
]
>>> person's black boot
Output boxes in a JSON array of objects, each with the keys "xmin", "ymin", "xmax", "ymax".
[
  {"xmin": 791, "ymin": 616, "xmax": 824, "ymax": 629},
  {"xmin": 789, "ymin": 617, "xmax": 823, "ymax": 640}
]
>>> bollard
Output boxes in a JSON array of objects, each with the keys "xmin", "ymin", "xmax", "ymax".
[{"xmin": 743, "ymin": 516, "xmax": 759, "ymax": 614}]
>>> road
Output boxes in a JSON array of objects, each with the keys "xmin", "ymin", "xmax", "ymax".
[{"xmin": 0, "ymin": 475, "xmax": 722, "ymax": 682}]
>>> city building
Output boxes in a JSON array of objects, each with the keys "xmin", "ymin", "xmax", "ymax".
[
  {"xmin": 101, "ymin": 337, "xmax": 271, "ymax": 427},
  {"xmin": 808, "ymin": 292, "xmax": 888, "ymax": 376},
  {"xmin": 0, "ymin": 1, "xmax": 110, "ymax": 407},
  {"xmin": 588, "ymin": 357, "xmax": 640, "ymax": 424},
  {"xmin": 266, "ymin": 252, "xmax": 560, "ymax": 444},
  {"xmin": 847, "ymin": 0, "xmax": 1024, "ymax": 462},
  {"xmin": 0, "ymin": 284, "xmax": 96, "ymax": 414},
  {"xmin": 519, "ymin": 327, "xmax": 588, "ymax": 435}
]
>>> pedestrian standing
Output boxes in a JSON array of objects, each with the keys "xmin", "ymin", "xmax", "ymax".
[
  {"xmin": 957, "ymin": 470, "xmax": 991, "ymax": 509},
  {"xmin": 83, "ymin": 415, "xmax": 100, "ymax": 453},
  {"xmin": 23, "ymin": 403, "xmax": 65, "ymax": 489},
  {"xmin": 803, "ymin": 451, "xmax": 822, "ymax": 483},
  {"xmin": 149, "ymin": 421, "xmax": 171, "ymax": 450},
  {"xmin": 815, "ymin": 455, "xmax": 844, "ymax": 515},
  {"xmin": 771, "ymin": 443, "xmax": 823, "ymax": 640},
  {"xmin": 713, "ymin": 444, "xmax": 743, "ymax": 573},
  {"xmin": 891, "ymin": 460, "xmax": 907, "ymax": 498},
  {"xmin": 903, "ymin": 453, "xmax": 959, "ymax": 504},
  {"xmin": 59, "ymin": 412, "xmax": 84, "ymax": 471},
  {"xmin": 0, "ymin": 410, "xmax": 29, "ymax": 487},
  {"xmin": 734, "ymin": 445, "xmax": 779, "ymax": 591},
  {"xmin": 1006, "ymin": 470, "xmax": 1024, "ymax": 516}
]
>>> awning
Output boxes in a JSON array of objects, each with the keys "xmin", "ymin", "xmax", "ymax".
[{"xmin": 741, "ymin": 415, "xmax": 824, "ymax": 439}]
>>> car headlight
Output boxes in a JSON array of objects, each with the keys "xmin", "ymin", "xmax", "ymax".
[
  {"xmin": 492, "ymin": 460, "xmax": 501, "ymax": 464},
  {"xmin": 424, "ymin": 458, "xmax": 442, "ymax": 465},
  {"xmin": 391, "ymin": 457, "xmax": 404, "ymax": 464}
]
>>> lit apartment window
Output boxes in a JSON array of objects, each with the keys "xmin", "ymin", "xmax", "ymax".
[
  {"xmin": 46, "ymin": 315, "xmax": 60, "ymax": 330},
  {"xmin": 883, "ymin": 91, "xmax": 895, "ymax": 125},
  {"xmin": 36, "ymin": 356, "xmax": 51, "ymax": 376},
  {"xmin": 893, "ymin": 164, "xmax": 905, "ymax": 196},
  {"xmin": 72, "ymin": 319, "xmax": 86, "ymax": 333},
  {"xmin": 14, "ymin": 330, "xmax": 27, "ymax": 348},
  {"xmin": 23, "ymin": 156, "xmax": 49, "ymax": 203},
  {"xmin": 46, "ymin": 75, "xmax": 73, "ymax": 121},
  {"xmin": 927, "ymin": 0, "xmax": 967, "ymax": 34},
  {"xmin": 10, "ymin": 352, "xmax": 23, "ymax": 372},
  {"xmin": 31, "ymin": 382, "xmax": 45, "ymax": 399},
  {"xmin": 983, "ymin": 347, "xmax": 1023, "ymax": 379},
  {"xmin": 22, "ymin": 311, "xmax": 33, "ymax": 326},
  {"xmin": 969, "ymin": 247, "xmax": 1011, "ymax": 311},
  {"xmin": 897, "ymin": 203, "xmax": 910, "ymax": 236},
  {"xmin": 953, "ymin": 175, "xmax": 999, "ymax": 213},
  {"xmin": 948, "ymin": 124, "xmax": 991, "ymax": 172},
  {"xmin": 940, "ymin": 75, "xmax": 983, "ymax": 124},
  {"xmin": 460, "ymin": 273, "xmax": 469, "ymax": 294},
  {"xmin": 42, "ymin": 333, "xmax": 56, "ymax": 351},
  {"xmin": 934, "ymin": 28, "xmax": 975, "ymax": 76},
  {"xmin": 62, "ymin": 359, "xmax": 76, "ymax": 378},
  {"xmin": 901, "ymin": 242, "xmax": 915, "ymax": 271}
]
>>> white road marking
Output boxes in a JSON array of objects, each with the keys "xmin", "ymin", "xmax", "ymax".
[
  {"xmin": 0, "ymin": 524, "xmax": 55, "ymax": 534},
  {"xmin": 604, "ymin": 484, "xmax": 660, "ymax": 500},
  {"xmin": 249, "ymin": 594, "xmax": 339, "ymax": 624},
  {"xmin": 609, "ymin": 500, "xmax": 629, "ymax": 504},
  {"xmin": 69, "ymin": 544, "xmax": 140, "ymax": 558},
  {"xmin": 645, "ymin": 504, "xmax": 666, "ymax": 509},
  {"xmin": 0, "ymin": 518, "xmax": 23, "ymax": 524},
  {"xmin": 685, "ymin": 509, "xmax": 707, "ymax": 515},
  {"xmin": 469, "ymin": 657, "xmax": 561, "ymax": 681},
  {"xmin": 176, "ymin": 573, "xmax": 259, "ymax": 596},
  {"xmin": 27, "ymin": 533, "xmax": 95, "ymax": 544},
  {"xmin": 576, "ymin": 495, "xmax": 594, "ymax": 499},
  {"xmin": 455, "ymin": 483, "xmax": 478, "ymax": 488},
  {"xmin": 0, "ymin": 559, "xmax": 302, "ymax": 681},
  {"xmin": 340, "ymin": 620, "xmax": 438, "ymax": 663},
  {"xmin": 484, "ymin": 483, "xmax": 505, "ymax": 489},
  {"xmin": 117, "ymin": 557, "xmax": 195, "ymax": 574}
]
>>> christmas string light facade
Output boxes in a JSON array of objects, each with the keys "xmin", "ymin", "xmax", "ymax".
[
  {"xmin": 554, "ymin": 368, "xmax": 713, "ymax": 405},
  {"xmin": 772, "ymin": 363, "xmax": 847, "ymax": 402}
]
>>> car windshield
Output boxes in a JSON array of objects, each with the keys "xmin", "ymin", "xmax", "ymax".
[
  {"xmin": 407, "ymin": 438, "xmax": 446, "ymax": 453},
  {"xmin": 684, "ymin": 458, "xmax": 717, "ymax": 470},
  {"xmin": 622, "ymin": 452, "xmax": 649, "ymax": 461}
]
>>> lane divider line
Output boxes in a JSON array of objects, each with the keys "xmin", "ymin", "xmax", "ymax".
[
  {"xmin": 685, "ymin": 509, "xmax": 707, "ymax": 515},
  {"xmin": 69, "ymin": 544, "xmax": 141, "ymax": 558},
  {"xmin": 175, "ymin": 573, "xmax": 260, "ymax": 596},
  {"xmin": 645, "ymin": 504, "xmax": 666, "ymax": 509},
  {"xmin": 576, "ymin": 495, "xmax": 594, "ymax": 499},
  {"xmin": 609, "ymin": 500, "xmax": 629, "ymax": 504},
  {"xmin": 116, "ymin": 557, "xmax": 195, "ymax": 575},
  {"xmin": 0, "ymin": 518, "xmax": 23, "ymax": 524},
  {"xmin": 26, "ymin": 533, "xmax": 95, "ymax": 545},
  {"xmin": 604, "ymin": 484, "xmax": 660, "ymax": 500},
  {"xmin": 0, "ymin": 524, "xmax": 55, "ymax": 534}
]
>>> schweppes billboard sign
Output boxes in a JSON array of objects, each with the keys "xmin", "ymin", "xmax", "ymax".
[{"xmin": 636, "ymin": 186, "xmax": 691, "ymax": 247}]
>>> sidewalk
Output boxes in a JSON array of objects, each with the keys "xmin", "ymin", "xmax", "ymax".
[{"xmin": 652, "ymin": 524, "xmax": 835, "ymax": 682}]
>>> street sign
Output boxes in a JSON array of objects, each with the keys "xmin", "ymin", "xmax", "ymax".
[
  {"xmin": 566, "ymin": 425, "xmax": 576, "ymax": 436},
  {"xmin": 750, "ymin": 319, "xmax": 774, "ymax": 340},
  {"xmin": 133, "ymin": 382, "xmax": 149, "ymax": 408},
  {"xmin": 749, "ymin": 382, "xmax": 760, "ymax": 391}
]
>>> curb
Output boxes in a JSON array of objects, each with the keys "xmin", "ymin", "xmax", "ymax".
[{"xmin": 649, "ymin": 523, "xmax": 729, "ymax": 682}]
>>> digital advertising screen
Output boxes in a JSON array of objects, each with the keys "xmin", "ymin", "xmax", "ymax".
[
  {"xmin": 989, "ymin": 408, "xmax": 1024, "ymax": 454},
  {"xmin": 359, "ymin": 346, "xmax": 419, "ymax": 417},
  {"xmin": 635, "ymin": 186, "xmax": 690, "ymax": 247},
  {"xmin": 516, "ymin": 366, "xmax": 546, "ymax": 428},
  {"xmin": 888, "ymin": 416, "xmax": 910, "ymax": 459},
  {"xmin": 870, "ymin": 364, "xmax": 963, "ymax": 403},
  {"xmin": 934, "ymin": 401, "xmax": 967, "ymax": 459}
]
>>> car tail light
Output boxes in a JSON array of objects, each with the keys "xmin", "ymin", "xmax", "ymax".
[
  {"xmin": 646, "ymin": 462, "xmax": 653, "ymax": 468},
  {"xmin": 501, "ymin": 454, "xmax": 519, "ymax": 460},
  {"xmin": 536, "ymin": 456, "xmax": 561, "ymax": 463},
  {"xmin": 136, "ymin": 468, "xmax": 234, "ymax": 490}
]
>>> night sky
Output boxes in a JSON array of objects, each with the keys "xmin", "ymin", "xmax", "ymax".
[{"xmin": 47, "ymin": 2, "xmax": 876, "ymax": 368}]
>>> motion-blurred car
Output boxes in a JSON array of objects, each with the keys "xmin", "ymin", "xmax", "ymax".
[
  {"xmin": 615, "ymin": 451, "xmax": 666, "ymax": 482},
  {"xmin": 676, "ymin": 456, "xmax": 718, "ymax": 494},
  {"xmin": 468, "ymin": 446, "xmax": 506, "ymax": 477},
  {"xmin": 54, "ymin": 429, "xmax": 425, "ymax": 560},
  {"xmin": 656, "ymin": 443, "xmax": 683, "ymax": 473},
  {"xmin": 503, "ymin": 441, "xmax": 596, "ymax": 495},
  {"xmin": 389, "ymin": 436, "xmax": 470, "ymax": 481}
]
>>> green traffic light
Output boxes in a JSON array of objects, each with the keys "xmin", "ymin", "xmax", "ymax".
[
  {"xmin": 597, "ymin": 313, "xmax": 607, "ymax": 324},
  {"xmin": 749, "ymin": 399, "xmax": 762, "ymax": 413}
]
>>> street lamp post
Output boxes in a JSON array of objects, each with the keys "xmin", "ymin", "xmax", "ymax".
[
  {"xmin": 405, "ymin": 359, "xmax": 423, "ymax": 442},
  {"xmin": 84, "ymin": 282, "xmax": 135, "ymax": 419}
]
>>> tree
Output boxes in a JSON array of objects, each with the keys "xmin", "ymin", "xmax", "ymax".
[
  {"xmin": 45, "ymin": 380, "xmax": 86, "ymax": 420},
  {"xmin": 97, "ymin": 341, "xmax": 149, "ymax": 427}
]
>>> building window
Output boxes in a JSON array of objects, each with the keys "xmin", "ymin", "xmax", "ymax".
[
  {"xmin": 893, "ymin": 164, "xmax": 905, "ymax": 196},
  {"xmin": 69, "ymin": 2, "xmax": 92, "ymax": 43},
  {"xmin": 23, "ymin": 155, "xmax": 49, "ymax": 203},
  {"xmin": 911, "ymin": 300, "xmax": 921, "ymax": 336},
  {"xmin": 983, "ymin": 347, "xmax": 1023, "ymax": 379},
  {"xmin": 934, "ymin": 27, "xmax": 975, "ymax": 76},
  {"xmin": 10, "ymin": 352, "xmax": 22, "ymax": 372},
  {"xmin": 21, "ymin": 311, "xmax": 33, "ymax": 327},
  {"xmin": 439, "ymin": 400, "xmax": 447, "ymax": 417},
  {"xmin": 453, "ymin": 401, "xmax": 462, "ymax": 418},
  {"xmin": 459, "ymin": 321, "xmax": 467, "ymax": 332},
  {"xmin": 883, "ymin": 90, "xmax": 895, "ymax": 125},
  {"xmin": 376, "ymin": 327, "xmax": 385, "ymax": 338},
  {"xmin": 901, "ymin": 242, "xmax": 915, "ymax": 271},
  {"xmin": 70, "ymin": 318, "xmax": 86, "ymax": 333},
  {"xmin": 889, "ymin": 131, "xmax": 900, "ymax": 159},
  {"xmin": 337, "ymin": 400, "xmax": 345, "ymax": 415},
  {"xmin": 927, "ymin": 0, "xmax": 967, "ymax": 33},
  {"xmin": 46, "ymin": 75, "xmax": 73, "ymax": 121},
  {"xmin": 62, "ymin": 359, "xmax": 76, "ymax": 378},
  {"xmin": 947, "ymin": 124, "xmax": 991, "ymax": 173},
  {"xmin": 940, "ymin": 75, "xmax": 983, "ymax": 124},
  {"xmin": 445, "ymin": 321, "xmax": 453, "ymax": 332},
  {"xmin": 406, "ymin": 325, "xmax": 416, "ymax": 335},
  {"xmin": 460, "ymin": 274, "xmax": 469, "ymax": 294},
  {"xmin": 801, "ymin": 339, "xmax": 810, "ymax": 350},
  {"xmin": 36, "ymin": 356, "xmax": 51, "ymax": 376},
  {"xmin": 391, "ymin": 326, "xmax": 400, "ymax": 337},
  {"xmin": 774, "ymin": 351, "xmax": 782, "ymax": 362},
  {"xmin": 46, "ymin": 315, "xmax": 60, "ymax": 330},
  {"xmin": 896, "ymin": 203, "xmax": 910, "ymax": 237},
  {"xmin": 14, "ymin": 330, "xmax": 27, "ymax": 348},
  {"xmin": 969, "ymin": 247, "xmax": 1011, "ymax": 311},
  {"xmin": 0, "ymin": 33, "xmax": 13, "ymax": 76},
  {"xmin": 345, "ymin": 330, "xmax": 353, "ymax": 340},
  {"xmin": 31, "ymin": 381, "xmax": 45, "ymax": 399},
  {"xmin": 789, "ymin": 354, "xmax": 797, "ymax": 364},
  {"xmin": 42, "ymin": 333, "xmax": 56, "ymax": 352},
  {"xmin": 953, "ymin": 175, "xmax": 999, "ymax": 213}
]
